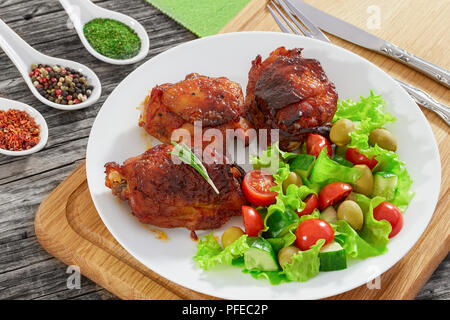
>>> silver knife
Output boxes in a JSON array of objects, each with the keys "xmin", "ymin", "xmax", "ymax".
[{"xmin": 287, "ymin": 0, "xmax": 450, "ymax": 88}]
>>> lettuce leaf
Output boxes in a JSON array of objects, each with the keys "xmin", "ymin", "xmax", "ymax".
[
  {"xmin": 262, "ymin": 168, "xmax": 317, "ymax": 240},
  {"xmin": 333, "ymin": 91, "xmax": 396, "ymax": 151},
  {"xmin": 333, "ymin": 92, "xmax": 413, "ymax": 211},
  {"xmin": 242, "ymin": 269, "xmax": 289, "ymax": 285},
  {"xmin": 365, "ymin": 146, "xmax": 414, "ymax": 212},
  {"xmin": 250, "ymin": 142, "xmax": 293, "ymax": 173},
  {"xmin": 194, "ymin": 234, "xmax": 249, "ymax": 270},
  {"xmin": 309, "ymin": 149, "xmax": 363, "ymax": 188},
  {"xmin": 334, "ymin": 220, "xmax": 384, "ymax": 259},
  {"xmin": 194, "ymin": 92, "xmax": 414, "ymax": 284},
  {"xmin": 283, "ymin": 239, "xmax": 325, "ymax": 282},
  {"xmin": 333, "ymin": 195, "xmax": 391, "ymax": 258},
  {"xmin": 356, "ymin": 194, "xmax": 391, "ymax": 252}
]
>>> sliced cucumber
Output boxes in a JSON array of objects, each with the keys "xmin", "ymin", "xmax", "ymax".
[
  {"xmin": 244, "ymin": 237, "xmax": 279, "ymax": 271},
  {"xmin": 290, "ymin": 154, "xmax": 316, "ymax": 179},
  {"xmin": 372, "ymin": 172, "xmax": 398, "ymax": 201},
  {"xmin": 264, "ymin": 208, "xmax": 299, "ymax": 238},
  {"xmin": 332, "ymin": 154, "xmax": 353, "ymax": 167},
  {"xmin": 319, "ymin": 241, "xmax": 347, "ymax": 271},
  {"xmin": 320, "ymin": 206, "xmax": 337, "ymax": 224}
]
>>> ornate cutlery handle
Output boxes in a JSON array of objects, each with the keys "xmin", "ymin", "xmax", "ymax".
[
  {"xmin": 395, "ymin": 79, "xmax": 450, "ymax": 126},
  {"xmin": 381, "ymin": 42, "xmax": 450, "ymax": 88}
]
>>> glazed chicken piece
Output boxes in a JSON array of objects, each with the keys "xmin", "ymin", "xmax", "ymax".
[
  {"xmin": 105, "ymin": 144, "xmax": 247, "ymax": 231},
  {"xmin": 139, "ymin": 73, "xmax": 251, "ymax": 149},
  {"xmin": 245, "ymin": 47, "xmax": 338, "ymax": 151}
]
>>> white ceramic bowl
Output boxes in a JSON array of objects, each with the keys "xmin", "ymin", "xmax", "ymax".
[
  {"xmin": 0, "ymin": 97, "xmax": 48, "ymax": 156},
  {"xmin": 86, "ymin": 32, "xmax": 441, "ymax": 300}
]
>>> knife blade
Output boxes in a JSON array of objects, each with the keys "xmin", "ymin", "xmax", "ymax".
[{"xmin": 285, "ymin": 0, "xmax": 450, "ymax": 88}]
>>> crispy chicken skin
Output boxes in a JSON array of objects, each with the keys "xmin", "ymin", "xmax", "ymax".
[
  {"xmin": 105, "ymin": 144, "xmax": 247, "ymax": 231},
  {"xmin": 245, "ymin": 47, "xmax": 338, "ymax": 150},
  {"xmin": 139, "ymin": 73, "xmax": 251, "ymax": 148}
]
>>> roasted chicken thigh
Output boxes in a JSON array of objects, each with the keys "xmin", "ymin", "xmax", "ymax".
[
  {"xmin": 245, "ymin": 47, "xmax": 338, "ymax": 151},
  {"xmin": 105, "ymin": 144, "xmax": 247, "ymax": 231},
  {"xmin": 139, "ymin": 73, "xmax": 251, "ymax": 149}
]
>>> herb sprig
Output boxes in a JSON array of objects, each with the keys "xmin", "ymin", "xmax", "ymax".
[{"xmin": 170, "ymin": 142, "xmax": 219, "ymax": 194}]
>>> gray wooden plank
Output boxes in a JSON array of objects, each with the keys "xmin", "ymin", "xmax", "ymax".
[{"xmin": 416, "ymin": 254, "xmax": 450, "ymax": 300}]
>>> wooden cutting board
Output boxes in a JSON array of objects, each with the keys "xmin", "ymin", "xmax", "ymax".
[{"xmin": 35, "ymin": 0, "xmax": 450, "ymax": 300}]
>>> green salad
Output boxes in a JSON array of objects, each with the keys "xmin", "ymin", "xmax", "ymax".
[{"xmin": 193, "ymin": 92, "xmax": 414, "ymax": 284}]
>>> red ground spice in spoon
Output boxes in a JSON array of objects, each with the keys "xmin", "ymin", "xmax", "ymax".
[{"xmin": 0, "ymin": 109, "xmax": 41, "ymax": 151}]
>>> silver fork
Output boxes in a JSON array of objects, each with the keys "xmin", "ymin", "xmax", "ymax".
[{"xmin": 268, "ymin": 0, "xmax": 450, "ymax": 126}]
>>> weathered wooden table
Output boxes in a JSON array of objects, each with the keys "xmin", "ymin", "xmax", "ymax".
[{"xmin": 0, "ymin": 0, "xmax": 448, "ymax": 300}]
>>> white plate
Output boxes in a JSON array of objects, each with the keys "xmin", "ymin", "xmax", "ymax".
[
  {"xmin": 86, "ymin": 32, "xmax": 441, "ymax": 300},
  {"xmin": 0, "ymin": 97, "xmax": 48, "ymax": 156}
]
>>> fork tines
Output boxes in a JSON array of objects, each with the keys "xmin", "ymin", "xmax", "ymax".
[{"xmin": 267, "ymin": 0, "xmax": 330, "ymax": 42}]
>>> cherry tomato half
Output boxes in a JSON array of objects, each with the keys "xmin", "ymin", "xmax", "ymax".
[
  {"xmin": 346, "ymin": 148, "xmax": 378, "ymax": 170},
  {"xmin": 306, "ymin": 134, "xmax": 332, "ymax": 158},
  {"xmin": 242, "ymin": 170, "xmax": 278, "ymax": 206},
  {"xmin": 242, "ymin": 206, "xmax": 264, "ymax": 237},
  {"xmin": 298, "ymin": 194, "xmax": 319, "ymax": 217},
  {"xmin": 318, "ymin": 182, "xmax": 353, "ymax": 210},
  {"xmin": 373, "ymin": 201, "xmax": 403, "ymax": 238},
  {"xmin": 295, "ymin": 218, "xmax": 334, "ymax": 251}
]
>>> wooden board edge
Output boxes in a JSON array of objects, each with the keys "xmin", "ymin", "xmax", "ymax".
[
  {"xmin": 219, "ymin": 0, "xmax": 269, "ymax": 34},
  {"xmin": 34, "ymin": 162, "xmax": 182, "ymax": 300}
]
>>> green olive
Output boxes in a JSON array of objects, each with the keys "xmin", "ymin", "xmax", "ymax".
[
  {"xmin": 278, "ymin": 246, "xmax": 300, "ymax": 268},
  {"xmin": 330, "ymin": 119, "xmax": 355, "ymax": 146},
  {"xmin": 337, "ymin": 200, "xmax": 364, "ymax": 231},
  {"xmin": 221, "ymin": 227, "xmax": 244, "ymax": 248},
  {"xmin": 354, "ymin": 164, "xmax": 373, "ymax": 196},
  {"xmin": 369, "ymin": 128, "xmax": 397, "ymax": 151},
  {"xmin": 282, "ymin": 172, "xmax": 303, "ymax": 193}
]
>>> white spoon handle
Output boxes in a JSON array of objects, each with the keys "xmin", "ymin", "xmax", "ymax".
[{"xmin": 59, "ymin": 0, "xmax": 90, "ymax": 29}]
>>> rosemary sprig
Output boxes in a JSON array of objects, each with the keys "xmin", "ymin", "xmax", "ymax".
[{"xmin": 169, "ymin": 142, "xmax": 220, "ymax": 194}]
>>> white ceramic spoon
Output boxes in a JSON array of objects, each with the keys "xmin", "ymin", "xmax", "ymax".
[
  {"xmin": 60, "ymin": 0, "xmax": 150, "ymax": 65},
  {"xmin": 0, "ymin": 97, "xmax": 48, "ymax": 156},
  {"xmin": 0, "ymin": 19, "xmax": 101, "ymax": 111}
]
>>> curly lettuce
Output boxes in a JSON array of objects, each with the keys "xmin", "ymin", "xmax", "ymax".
[
  {"xmin": 365, "ymin": 146, "xmax": 414, "ymax": 212},
  {"xmin": 283, "ymin": 239, "xmax": 325, "ymax": 282},
  {"xmin": 333, "ymin": 195, "xmax": 391, "ymax": 259},
  {"xmin": 309, "ymin": 149, "xmax": 363, "ymax": 188},
  {"xmin": 333, "ymin": 91, "xmax": 414, "ymax": 211},
  {"xmin": 194, "ymin": 234, "xmax": 249, "ymax": 270},
  {"xmin": 250, "ymin": 142, "xmax": 295, "ymax": 173},
  {"xmin": 194, "ymin": 92, "xmax": 414, "ymax": 284},
  {"xmin": 333, "ymin": 90, "xmax": 396, "ymax": 151}
]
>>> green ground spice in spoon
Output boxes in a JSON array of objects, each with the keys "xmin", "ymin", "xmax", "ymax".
[{"xmin": 83, "ymin": 18, "xmax": 141, "ymax": 60}]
